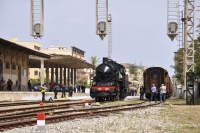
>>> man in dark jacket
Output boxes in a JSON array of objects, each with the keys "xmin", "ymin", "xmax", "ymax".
[
  {"xmin": 28, "ymin": 80, "xmax": 32, "ymax": 91},
  {"xmin": 7, "ymin": 79, "xmax": 13, "ymax": 91},
  {"xmin": 77, "ymin": 84, "xmax": 80, "ymax": 93},
  {"xmin": 61, "ymin": 85, "xmax": 66, "ymax": 98},
  {"xmin": 140, "ymin": 85, "xmax": 145, "ymax": 100},
  {"xmin": 68, "ymin": 84, "xmax": 73, "ymax": 97},
  {"xmin": 54, "ymin": 85, "xmax": 58, "ymax": 99}
]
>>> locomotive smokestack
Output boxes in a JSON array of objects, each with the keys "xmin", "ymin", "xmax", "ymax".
[{"xmin": 103, "ymin": 57, "xmax": 109, "ymax": 63}]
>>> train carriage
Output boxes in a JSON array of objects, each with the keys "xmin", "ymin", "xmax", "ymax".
[{"xmin": 143, "ymin": 67, "xmax": 172, "ymax": 100}]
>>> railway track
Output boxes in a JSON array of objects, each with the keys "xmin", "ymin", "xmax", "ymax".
[
  {"xmin": 0, "ymin": 100, "xmax": 94, "ymax": 115},
  {"xmin": 0, "ymin": 99, "xmax": 79, "ymax": 107},
  {"xmin": 0, "ymin": 101, "xmax": 161, "ymax": 132}
]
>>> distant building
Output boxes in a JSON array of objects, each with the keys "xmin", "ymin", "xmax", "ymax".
[
  {"xmin": 10, "ymin": 38, "xmax": 92, "ymax": 86},
  {"xmin": 121, "ymin": 63, "xmax": 147, "ymax": 86}
]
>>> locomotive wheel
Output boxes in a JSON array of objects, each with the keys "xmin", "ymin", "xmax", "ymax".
[
  {"xmin": 111, "ymin": 97, "xmax": 114, "ymax": 102},
  {"xmin": 95, "ymin": 97, "xmax": 99, "ymax": 102}
]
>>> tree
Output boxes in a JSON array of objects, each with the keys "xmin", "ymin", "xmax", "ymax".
[
  {"xmin": 171, "ymin": 49, "xmax": 183, "ymax": 82},
  {"xmin": 129, "ymin": 64, "xmax": 138, "ymax": 76},
  {"xmin": 194, "ymin": 37, "xmax": 200, "ymax": 79},
  {"xmin": 172, "ymin": 37, "xmax": 200, "ymax": 81},
  {"xmin": 76, "ymin": 79, "xmax": 87, "ymax": 86},
  {"xmin": 89, "ymin": 56, "xmax": 100, "ymax": 68}
]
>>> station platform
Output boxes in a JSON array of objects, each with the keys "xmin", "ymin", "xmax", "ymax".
[{"xmin": 0, "ymin": 91, "xmax": 90, "ymax": 101}]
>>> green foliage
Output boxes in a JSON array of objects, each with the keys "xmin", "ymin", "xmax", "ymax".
[
  {"xmin": 171, "ymin": 49, "xmax": 183, "ymax": 82},
  {"xmin": 194, "ymin": 37, "xmax": 200, "ymax": 79},
  {"xmin": 30, "ymin": 78, "xmax": 48, "ymax": 84},
  {"xmin": 129, "ymin": 64, "xmax": 138, "ymax": 76},
  {"xmin": 89, "ymin": 56, "xmax": 100, "ymax": 67},
  {"xmin": 172, "ymin": 37, "xmax": 200, "ymax": 81},
  {"xmin": 76, "ymin": 78, "xmax": 87, "ymax": 86}
]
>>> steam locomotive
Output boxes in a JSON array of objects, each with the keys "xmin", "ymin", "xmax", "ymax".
[
  {"xmin": 90, "ymin": 57, "xmax": 128, "ymax": 102},
  {"xmin": 143, "ymin": 67, "xmax": 173, "ymax": 100}
]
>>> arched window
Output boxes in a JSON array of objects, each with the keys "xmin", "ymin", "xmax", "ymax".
[
  {"xmin": 12, "ymin": 63, "xmax": 16, "ymax": 70},
  {"xmin": 6, "ymin": 61, "xmax": 10, "ymax": 69}
]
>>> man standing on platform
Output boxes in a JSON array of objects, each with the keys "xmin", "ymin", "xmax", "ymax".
[
  {"xmin": 68, "ymin": 84, "xmax": 73, "ymax": 97},
  {"xmin": 7, "ymin": 79, "xmax": 13, "ymax": 91},
  {"xmin": 28, "ymin": 80, "xmax": 32, "ymax": 91},
  {"xmin": 0, "ymin": 77, "xmax": 5, "ymax": 91},
  {"xmin": 41, "ymin": 85, "xmax": 46, "ymax": 101}
]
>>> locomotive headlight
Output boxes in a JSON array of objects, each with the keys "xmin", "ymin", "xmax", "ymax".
[
  {"xmin": 92, "ymin": 81, "xmax": 96, "ymax": 85},
  {"xmin": 110, "ymin": 81, "xmax": 114, "ymax": 85}
]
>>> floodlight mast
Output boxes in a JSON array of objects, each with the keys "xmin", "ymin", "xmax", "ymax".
[
  {"xmin": 96, "ymin": 0, "xmax": 108, "ymax": 40},
  {"xmin": 183, "ymin": 0, "xmax": 195, "ymax": 87},
  {"xmin": 166, "ymin": 0, "xmax": 179, "ymax": 41},
  {"xmin": 108, "ymin": 14, "xmax": 112, "ymax": 59},
  {"xmin": 30, "ymin": 0, "xmax": 44, "ymax": 39}
]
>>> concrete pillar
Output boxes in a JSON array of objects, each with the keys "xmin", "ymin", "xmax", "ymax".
[
  {"xmin": 64, "ymin": 67, "xmax": 66, "ymax": 86},
  {"xmin": 46, "ymin": 62, "xmax": 49, "ymax": 89},
  {"xmin": 55, "ymin": 65, "xmax": 58, "ymax": 85},
  {"xmin": 60, "ymin": 65, "xmax": 63, "ymax": 86},
  {"xmin": 40, "ymin": 59, "xmax": 44, "ymax": 86},
  {"xmin": 67, "ymin": 68, "xmax": 70, "ymax": 87},
  {"xmin": 51, "ymin": 64, "xmax": 54, "ymax": 82},
  {"xmin": 74, "ymin": 69, "xmax": 76, "ymax": 85},
  {"xmin": 71, "ymin": 68, "xmax": 73, "ymax": 85}
]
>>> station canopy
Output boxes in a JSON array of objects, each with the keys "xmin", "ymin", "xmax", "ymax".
[
  {"xmin": 0, "ymin": 38, "xmax": 51, "ymax": 59},
  {"xmin": 29, "ymin": 54, "xmax": 95, "ymax": 69}
]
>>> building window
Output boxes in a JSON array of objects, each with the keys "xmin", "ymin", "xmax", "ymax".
[
  {"xmin": 6, "ymin": 61, "xmax": 10, "ymax": 69},
  {"xmin": 34, "ymin": 71, "xmax": 38, "ymax": 76},
  {"xmin": 12, "ymin": 63, "xmax": 16, "ymax": 70}
]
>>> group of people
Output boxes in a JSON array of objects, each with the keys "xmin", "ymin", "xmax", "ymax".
[
  {"xmin": 74, "ymin": 84, "xmax": 86, "ymax": 93},
  {"xmin": 129, "ymin": 83, "xmax": 167, "ymax": 103},
  {"xmin": 149, "ymin": 84, "xmax": 166, "ymax": 103},
  {"xmin": 0, "ymin": 77, "xmax": 13, "ymax": 91},
  {"xmin": 39, "ymin": 81, "xmax": 87, "ymax": 101}
]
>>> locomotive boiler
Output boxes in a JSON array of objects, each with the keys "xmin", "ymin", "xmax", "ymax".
[
  {"xmin": 143, "ymin": 67, "xmax": 173, "ymax": 100},
  {"xmin": 90, "ymin": 57, "xmax": 128, "ymax": 102}
]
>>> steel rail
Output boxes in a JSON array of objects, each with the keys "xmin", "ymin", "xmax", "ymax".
[
  {"xmin": 0, "ymin": 101, "xmax": 146, "ymax": 121},
  {"xmin": 0, "ymin": 101, "xmax": 159, "ymax": 131},
  {"xmin": 0, "ymin": 100, "xmax": 93, "ymax": 114}
]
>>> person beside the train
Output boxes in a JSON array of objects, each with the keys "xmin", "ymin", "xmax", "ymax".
[
  {"xmin": 149, "ymin": 84, "xmax": 158, "ymax": 103},
  {"xmin": 159, "ymin": 84, "xmax": 166, "ymax": 103},
  {"xmin": 139, "ymin": 85, "xmax": 145, "ymax": 100},
  {"xmin": 129, "ymin": 85, "xmax": 135, "ymax": 96}
]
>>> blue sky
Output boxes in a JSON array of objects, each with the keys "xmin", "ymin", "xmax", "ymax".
[{"xmin": 0, "ymin": 0, "xmax": 200, "ymax": 77}]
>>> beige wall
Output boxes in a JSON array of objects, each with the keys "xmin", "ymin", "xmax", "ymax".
[
  {"xmin": 41, "ymin": 48, "xmax": 72, "ymax": 56},
  {"xmin": 0, "ymin": 53, "xmax": 29, "ymax": 91},
  {"xmin": 10, "ymin": 38, "xmax": 41, "ymax": 50}
]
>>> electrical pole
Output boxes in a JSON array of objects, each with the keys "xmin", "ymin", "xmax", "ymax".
[
  {"xmin": 182, "ymin": 0, "xmax": 195, "ymax": 105},
  {"xmin": 183, "ymin": 0, "xmax": 188, "ymax": 96},
  {"xmin": 108, "ymin": 14, "xmax": 112, "ymax": 59}
]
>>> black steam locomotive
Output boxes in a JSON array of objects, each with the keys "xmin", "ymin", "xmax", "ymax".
[{"xmin": 90, "ymin": 57, "xmax": 128, "ymax": 102}]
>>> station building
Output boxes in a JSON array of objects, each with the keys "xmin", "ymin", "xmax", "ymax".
[
  {"xmin": 0, "ymin": 37, "xmax": 50, "ymax": 91},
  {"xmin": 0, "ymin": 37, "xmax": 94, "ymax": 92}
]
